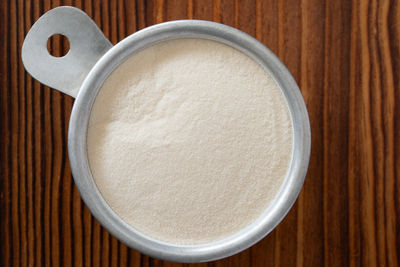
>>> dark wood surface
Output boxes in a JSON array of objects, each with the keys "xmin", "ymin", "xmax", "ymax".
[{"xmin": 1, "ymin": 0, "xmax": 399, "ymax": 266}]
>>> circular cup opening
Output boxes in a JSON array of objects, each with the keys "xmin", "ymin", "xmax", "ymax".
[{"xmin": 68, "ymin": 20, "xmax": 311, "ymax": 263}]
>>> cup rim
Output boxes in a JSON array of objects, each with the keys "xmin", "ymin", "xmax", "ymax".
[{"xmin": 68, "ymin": 20, "xmax": 311, "ymax": 263}]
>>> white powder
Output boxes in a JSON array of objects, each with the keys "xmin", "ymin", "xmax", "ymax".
[{"xmin": 87, "ymin": 39, "xmax": 292, "ymax": 245}]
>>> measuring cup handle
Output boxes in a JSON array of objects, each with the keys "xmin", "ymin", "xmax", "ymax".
[{"xmin": 21, "ymin": 6, "xmax": 112, "ymax": 98}]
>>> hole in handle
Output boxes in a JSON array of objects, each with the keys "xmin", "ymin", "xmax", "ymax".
[{"xmin": 47, "ymin": 34, "xmax": 70, "ymax": 57}]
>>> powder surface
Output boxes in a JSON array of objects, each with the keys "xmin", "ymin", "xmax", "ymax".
[{"xmin": 87, "ymin": 39, "xmax": 293, "ymax": 245}]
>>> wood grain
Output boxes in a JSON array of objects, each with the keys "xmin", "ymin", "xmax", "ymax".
[{"xmin": 1, "ymin": 0, "xmax": 399, "ymax": 266}]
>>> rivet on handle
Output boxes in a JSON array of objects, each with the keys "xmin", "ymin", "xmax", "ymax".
[{"xmin": 21, "ymin": 6, "xmax": 112, "ymax": 98}]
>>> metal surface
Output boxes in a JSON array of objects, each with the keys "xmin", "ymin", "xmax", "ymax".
[
  {"xmin": 21, "ymin": 6, "xmax": 112, "ymax": 97},
  {"xmin": 23, "ymin": 7, "xmax": 311, "ymax": 263}
]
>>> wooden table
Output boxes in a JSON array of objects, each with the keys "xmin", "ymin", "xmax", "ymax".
[{"xmin": 1, "ymin": 0, "xmax": 399, "ymax": 266}]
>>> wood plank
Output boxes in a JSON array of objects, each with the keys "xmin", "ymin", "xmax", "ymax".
[
  {"xmin": 165, "ymin": 0, "xmax": 188, "ymax": 21},
  {"xmin": 349, "ymin": 1, "xmax": 400, "ymax": 267},
  {"xmin": 298, "ymin": 0, "xmax": 325, "ymax": 266},
  {"xmin": 0, "ymin": 0, "xmax": 11, "ymax": 265},
  {"xmin": 322, "ymin": 0, "xmax": 351, "ymax": 266}
]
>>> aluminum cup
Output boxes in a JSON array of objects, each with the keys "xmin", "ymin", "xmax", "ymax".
[{"xmin": 22, "ymin": 6, "xmax": 311, "ymax": 263}]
